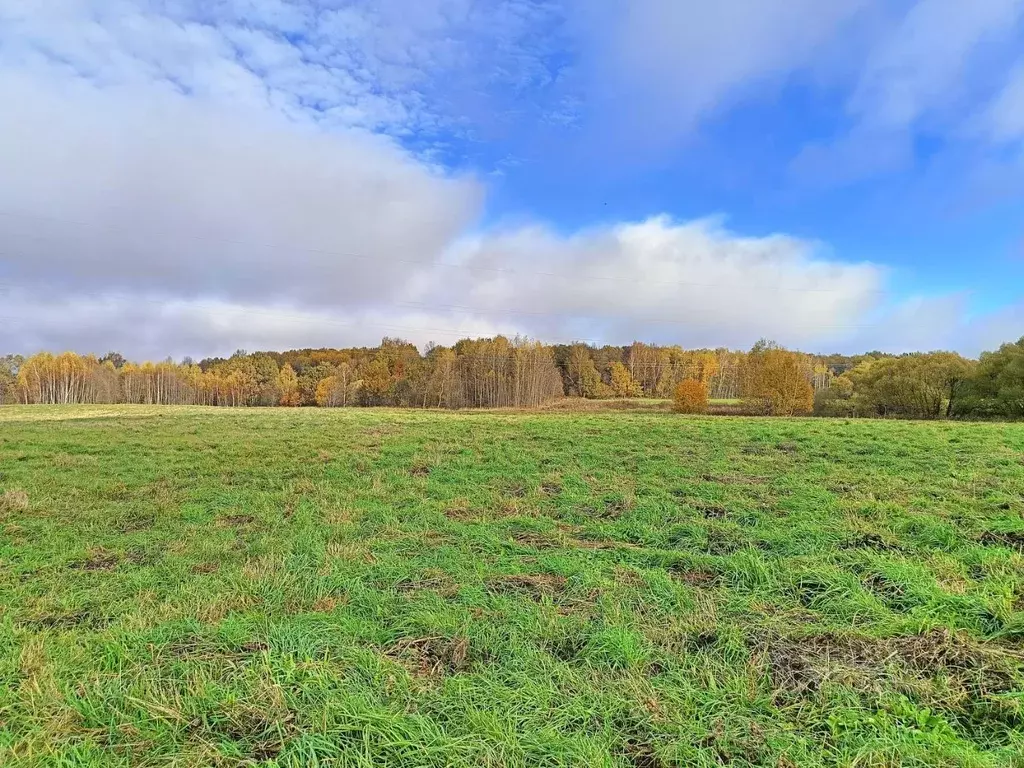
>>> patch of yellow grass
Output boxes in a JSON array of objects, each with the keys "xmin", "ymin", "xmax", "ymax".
[{"xmin": 1, "ymin": 488, "xmax": 29, "ymax": 512}]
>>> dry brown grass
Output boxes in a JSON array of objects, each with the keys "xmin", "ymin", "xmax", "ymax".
[
  {"xmin": 538, "ymin": 397, "xmax": 673, "ymax": 413},
  {"xmin": 1, "ymin": 488, "xmax": 29, "ymax": 512}
]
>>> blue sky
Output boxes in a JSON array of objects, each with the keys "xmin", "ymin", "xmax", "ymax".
[{"xmin": 1, "ymin": 0, "xmax": 1023, "ymax": 359}]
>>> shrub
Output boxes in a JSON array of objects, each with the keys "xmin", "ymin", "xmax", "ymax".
[{"xmin": 673, "ymin": 379, "xmax": 709, "ymax": 414}]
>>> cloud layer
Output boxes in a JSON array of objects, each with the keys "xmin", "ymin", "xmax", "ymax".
[
  {"xmin": 0, "ymin": 74, "xmax": 481, "ymax": 308},
  {"xmin": 1, "ymin": 0, "xmax": 1021, "ymax": 360}
]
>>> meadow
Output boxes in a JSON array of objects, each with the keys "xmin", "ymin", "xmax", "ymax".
[{"xmin": 0, "ymin": 405, "xmax": 1023, "ymax": 767}]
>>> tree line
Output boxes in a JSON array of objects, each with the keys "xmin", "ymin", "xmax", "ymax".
[{"xmin": 1, "ymin": 335, "xmax": 1022, "ymax": 419}]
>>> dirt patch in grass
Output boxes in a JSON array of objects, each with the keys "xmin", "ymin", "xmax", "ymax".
[
  {"xmin": 23, "ymin": 607, "xmax": 114, "ymax": 631},
  {"xmin": 311, "ymin": 596, "xmax": 346, "ymax": 612},
  {"xmin": 393, "ymin": 569, "xmax": 457, "ymax": 596},
  {"xmin": 597, "ymin": 496, "xmax": 632, "ymax": 518},
  {"xmin": 219, "ymin": 514, "xmax": 256, "ymax": 528},
  {"xmin": 487, "ymin": 573, "xmax": 568, "ymax": 600},
  {"xmin": 894, "ymin": 629, "xmax": 1022, "ymax": 689},
  {"xmin": 190, "ymin": 562, "xmax": 220, "ymax": 574},
  {"xmin": 829, "ymin": 482, "xmax": 857, "ymax": 494},
  {"xmin": 841, "ymin": 533, "xmax": 903, "ymax": 552},
  {"xmin": 978, "ymin": 531, "xmax": 1024, "ymax": 552},
  {"xmin": 620, "ymin": 740, "xmax": 668, "ymax": 768},
  {"xmin": 700, "ymin": 473, "xmax": 768, "ymax": 486},
  {"xmin": 186, "ymin": 698, "xmax": 295, "ymax": 763},
  {"xmin": 117, "ymin": 514, "xmax": 155, "ymax": 533},
  {"xmin": 543, "ymin": 632, "xmax": 588, "ymax": 661},
  {"xmin": 503, "ymin": 482, "xmax": 528, "ymax": 498},
  {"xmin": 695, "ymin": 502, "xmax": 728, "ymax": 519},
  {"xmin": 385, "ymin": 636, "xmax": 472, "ymax": 677},
  {"xmin": 674, "ymin": 493, "xmax": 729, "ymax": 519},
  {"xmin": 442, "ymin": 499, "xmax": 477, "ymax": 521},
  {"xmin": 71, "ymin": 548, "xmax": 119, "ymax": 571},
  {"xmin": 511, "ymin": 531, "xmax": 562, "ymax": 549},
  {"xmin": 410, "ymin": 464, "xmax": 432, "ymax": 477},
  {"xmin": 540, "ymin": 481, "xmax": 562, "ymax": 496},
  {"xmin": 861, "ymin": 572, "xmax": 928, "ymax": 611},
  {"xmin": 705, "ymin": 528, "xmax": 746, "ymax": 555},
  {"xmin": 570, "ymin": 535, "xmax": 643, "ymax": 551},
  {"xmin": 696, "ymin": 721, "xmax": 768, "ymax": 766},
  {"xmin": 668, "ymin": 565, "xmax": 721, "ymax": 588},
  {"xmin": 755, "ymin": 628, "xmax": 1023, "ymax": 700}
]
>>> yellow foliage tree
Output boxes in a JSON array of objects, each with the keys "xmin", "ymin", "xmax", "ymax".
[
  {"xmin": 315, "ymin": 375, "xmax": 353, "ymax": 407},
  {"xmin": 360, "ymin": 358, "xmax": 393, "ymax": 405},
  {"xmin": 742, "ymin": 342, "xmax": 814, "ymax": 416},
  {"xmin": 609, "ymin": 361, "xmax": 643, "ymax": 398},
  {"xmin": 693, "ymin": 351, "xmax": 720, "ymax": 384},
  {"xmin": 278, "ymin": 363, "xmax": 300, "ymax": 406},
  {"xmin": 673, "ymin": 379, "xmax": 708, "ymax": 414}
]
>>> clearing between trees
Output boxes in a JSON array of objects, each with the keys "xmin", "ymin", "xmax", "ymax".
[{"xmin": 1, "ymin": 405, "xmax": 1023, "ymax": 767}]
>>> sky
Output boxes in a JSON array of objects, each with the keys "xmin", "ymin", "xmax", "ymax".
[{"xmin": 1, "ymin": 0, "xmax": 1023, "ymax": 360}]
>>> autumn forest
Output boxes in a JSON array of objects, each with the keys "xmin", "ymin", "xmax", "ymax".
[{"xmin": 2, "ymin": 334, "xmax": 1023, "ymax": 420}]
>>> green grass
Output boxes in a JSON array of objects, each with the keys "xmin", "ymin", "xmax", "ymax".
[{"xmin": 1, "ymin": 405, "xmax": 1023, "ymax": 767}]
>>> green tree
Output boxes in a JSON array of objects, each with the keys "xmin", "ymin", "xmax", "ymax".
[
  {"xmin": 99, "ymin": 351, "xmax": 126, "ymax": 369},
  {"xmin": 954, "ymin": 337, "xmax": 1024, "ymax": 419},
  {"xmin": 298, "ymin": 362, "xmax": 336, "ymax": 406},
  {"xmin": 848, "ymin": 353, "xmax": 974, "ymax": 419},
  {"xmin": 0, "ymin": 354, "xmax": 24, "ymax": 404},
  {"xmin": 813, "ymin": 375, "xmax": 855, "ymax": 417}
]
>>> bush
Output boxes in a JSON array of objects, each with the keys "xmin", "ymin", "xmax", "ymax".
[{"xmin": 673, "ymin": 380, "xmax": 708, "ymax": 414}]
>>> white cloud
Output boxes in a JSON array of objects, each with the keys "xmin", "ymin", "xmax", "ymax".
[
  {"xmin": 0, "ymin": 0, "xmax": 494, "ymax": 135},
  {"xmin": 849, "ymin": 0, "xmax": 1022, "ymax": 130},
  {"xmin": 0, "ymin": 288, "xmax": 505, "ymax": 362},
  {"xmin": 569, "ymin": 0, "xmax": 872, "ymax": 143},
  {"xmin": 986, "ymin": 63, "xmax": 1024, "ymax": 143},
  {"xmin": 792, "ymin": 0, "xmax": 1024, "ymax": 183},
  {"xmin": 420, "ymin": 217, "xmax": 886, "ymax": 350},
  {"xmin": 0, "ymin": 73, "xmax": 482, "ymax": 309}
]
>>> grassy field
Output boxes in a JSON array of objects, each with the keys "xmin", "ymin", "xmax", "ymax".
[{"xmin": 1, "ymin": 406, "xmax": 1023, "ymax": 767}]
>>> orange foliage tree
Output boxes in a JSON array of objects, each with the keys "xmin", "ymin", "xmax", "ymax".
[{"xmin": 673, "ymin": 379, "xmax": 709, "ymax": 414}]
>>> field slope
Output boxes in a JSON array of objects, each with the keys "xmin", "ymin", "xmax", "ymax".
[{"xmin": 1, "ymin": 406, "xmax": 1023, "ymax": 767}]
